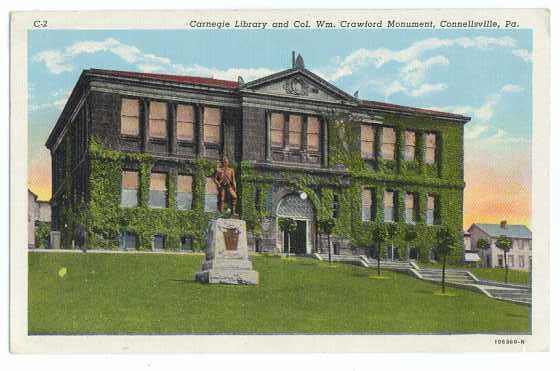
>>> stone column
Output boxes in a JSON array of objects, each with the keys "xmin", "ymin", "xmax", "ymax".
[
  {"xmin": 141, "ymin": 99, "xmax": 149, "ymax": 151},
  {"xmin": 196, "ymin": 104, "xmax": 205, "ymax": 157},
  {"xmin": 265, "ymin": 111, "xmax": 272, "ymax": 162},
  {"xmin": 169, "ymin": 102, "xmax": 177, "ymax": 155},
  {"xmin": 321, "ymin": 116, "xmax": 328, "ymax": 167}
]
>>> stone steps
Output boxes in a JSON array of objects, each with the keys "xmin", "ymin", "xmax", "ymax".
[
  {"xmin": 312, "ymin": 254, "xmax": 531, "ymax": 306},
  {"xmin": 484, "ymin": 288, "xmax": 531, "ymax": 303}
]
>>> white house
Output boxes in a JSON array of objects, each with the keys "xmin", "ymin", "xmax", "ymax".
[
  {"xmin": 28, "ymin": 190, "xmax": 51, "ymax": 248},
  {"xmin": 467, "ymin": 221, "xmax": 532, "ymax": 271}
]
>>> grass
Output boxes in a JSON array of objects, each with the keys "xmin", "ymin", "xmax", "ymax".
[
  {"xmin": 28, "ymin": 252, "xmax": 529, "ymax": 335},
  {"xmin": 419, "ymin": 262, "xmax": 530, "ymax": 285}
]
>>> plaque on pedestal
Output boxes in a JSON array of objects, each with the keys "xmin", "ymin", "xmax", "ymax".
[{"xmin": 195, "ymin": 218, "xmax": 259, "ymax": 285}]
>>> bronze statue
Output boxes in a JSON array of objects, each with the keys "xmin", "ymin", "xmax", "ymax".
[{"xmin": 213, "ymin": 157, "xmax": 237, "ymax": 214}]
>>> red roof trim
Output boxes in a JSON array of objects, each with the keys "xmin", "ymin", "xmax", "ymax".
[
  {"xmin": 89, "ymin": 69, "xmax": 239, "ymax": 89},
  {"xmin": 360, "ymin": 100, "xmax": 470, "ymax": 121}
]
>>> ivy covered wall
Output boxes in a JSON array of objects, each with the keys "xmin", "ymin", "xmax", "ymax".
[{"xmin": 57, "ymin": 109, "xmax": 464, "ymax": 262}]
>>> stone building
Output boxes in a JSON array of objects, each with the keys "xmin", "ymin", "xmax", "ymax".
[
  {"xmin": 28, "ymin": 189, "xmax": 51, "ymax": 248},
  {"xmin": 46, "ymin": 53, "xmax": 470, "ymax": 258},
  {"xmin": 468, "ymin": 221, "xmax": 532, "ymax": 271}
]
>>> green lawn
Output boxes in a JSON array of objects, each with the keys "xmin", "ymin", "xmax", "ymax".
[
  {"xmin": 28, "ymin": 252, "xmax": 529, "ymax": 335},
  {"xmin": 419, "ymin": 262, "xmax": 530, "ymax": 285}
]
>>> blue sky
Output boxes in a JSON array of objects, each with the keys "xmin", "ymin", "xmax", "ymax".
[{"xmin": 27, "ymin": 29, "xmax": 533, "ymax": 227}]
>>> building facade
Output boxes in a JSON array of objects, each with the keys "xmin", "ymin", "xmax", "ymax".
[
  {"xmin": 468, "ymin": 221, "xmax": 532, "ymax": 271},
  {"xmin": 28, "ymin": 190, "xmax": 51, "ymax": 248},
  {"xmin": 46, "ymin": 54, "xmax": 469, "ymax": 258}
]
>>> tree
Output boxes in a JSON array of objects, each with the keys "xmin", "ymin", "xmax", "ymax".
[
  {"xmin": 476, "ymin": 238, "xmax": 490, "ymax": 267},
  {"xmin": 404, "ymin": 225, "xmax": 418, "ymax": 260},
  {"xmin": 434, "ymin": 227, "xmax": 459, "ymax": 294},
  {"xmin": 495, "ymin": 235, "xmax": 513, "ymax": 283},
  {"xmin": 318, "ymin": 217, "xmax": 336, "ymax": 263},
  {"xmin": 278, "ymin": 218, "xmax": 297, "ymax": 256},
  {"xmin": 372, "ymin": 223, "xmax": 389, "ymax": 276}
]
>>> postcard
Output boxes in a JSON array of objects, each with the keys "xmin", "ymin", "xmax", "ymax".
[{"xmin": 10, "ymin": 8, "xmax": 550, "ymax": 352}]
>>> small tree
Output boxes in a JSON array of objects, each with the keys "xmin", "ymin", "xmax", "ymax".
[
  {"xmin": 318, "ymin": 217, "xmax": 336, "ymax": 263},
  {"xmin": 476, "ymin": 238, "xmax": 490, "ymax": 267},
  {"xmin": 278, "ymin": 218, "xmax": 297, "ymax": 256},
  {"xmin": 495, "ymin": 235, "xmax": 513, "ymax": 283},
  {"xmin": 434, "ymin": 227, "xmax": 459, "ymax": 294},
  {"xmin": 404, "ymin": 225, "xmax": 417, "ymax": 261},
  {"xmin": 372, "ymin": 223, "xmax": 389, "ymax": 276}
]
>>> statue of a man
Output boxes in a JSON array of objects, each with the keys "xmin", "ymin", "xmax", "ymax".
[{"xmin": 213, "ymin": 157, "xmax": 237, "ymax": 214}]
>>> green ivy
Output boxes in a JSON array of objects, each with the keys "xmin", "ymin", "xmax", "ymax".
[
  {"xmin": 58, "ymin": 108, "xmax": 464, "ymax": 263},
  {"xmin": 34, "ymin": 221, "xmax": 51, "ymax": 248}
]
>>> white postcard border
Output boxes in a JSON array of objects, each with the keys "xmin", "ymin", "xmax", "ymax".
[{"xmin": 9, "ymin": 8, "xmax": 550, "ymax": 353}]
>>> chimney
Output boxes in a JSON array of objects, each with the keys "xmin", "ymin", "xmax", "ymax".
[
  {"xmin": 500, "ymin": 220, "xmax": 507, "ymax": 229},
  {"xmin": 292, "ymin": 51, "xmax": 296, "ymax": 68}
]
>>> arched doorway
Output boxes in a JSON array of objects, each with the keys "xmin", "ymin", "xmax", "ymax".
[{"xmin": 276, "ymin": 193, "xmax": 315, "ymax": 254}]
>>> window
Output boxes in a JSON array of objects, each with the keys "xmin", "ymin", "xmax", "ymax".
[
  {"xmin": 507, "ymin": 255, "xmax": 514, "ymax": 267},
  {"xmin": 361, "ymin": 188, "xmax": 372, "ymax": 222},
  {"xmin": 152, "ymin": 235, "xmax": 165, "ymax": 251},
  {"xmin": 519, "ymin": 255, "xmax": 525, "ymax": 268},
  {"xmin": 307, "ymin": 116, "xmax": 320, "ymax": 152},
  {"xmin": 120, "ymin": 231, "xmax": 137, "ymax": 250},
  {"xmin": 149, "ymin": 172, "xmax": 167, "ymax": 208},
  {"xmin": 383, "ymin": 190, "xmax": 395, "ymax": 222},
  {"xmin": 149, "ymin": 101, "xmax": 167, "ymax": 139},
  {"xmin": 176, "ymin": 175, "xmax": 193, "ymax": 210},
  {"xmin": 381, "ymin": 127, "xmax": 396, "ymax": 160},
  {"xmin": 405, "ymin": 192, "xmax": 415, "ymax": 224},
  {"xmin": 120, "ymin": 98, "xmax": 140, "ymax": 136},
  {"xmin": 426, "ymin": 195, "xmax": 436, "ymax": 225},
  {"xmin": 361, "ymin": 124, "xmax": 375, "ymax": 159},
  {"xmin": 498, "ymin": 256, "xmax": 503, "ymax": 268},
  {"xmin": 288, "ymin": 114, "xmax": 303, "ymax": 149},
  {"xmin": 177, "ymin": 104, "xmax": 195, "ymax": 141},
  {"xmin": 204, "ymin": 177, "xmax": 218, "ymax": 212},
  {"xmin": 203, "ymin": 107, "xmax": 221, "ymax": 144},
  {"xmin": 271, "ymin": 113, "xmax": 285, "ymax": 148},
  {"xmin": 121, "ymin": 170, "xmax": 138, "ymax": 207},
  {"xmin": 425, "ymin": 133, "xmax": 437, "ymax": 164},
  {"xmin": 404, "ymin": 130, "xmax": 416, "ymax": 161}
]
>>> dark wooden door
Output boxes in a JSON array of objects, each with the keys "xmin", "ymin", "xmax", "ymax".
[{"xmin": 293, "ymin": 220, "xmax": 307, "ymax": 255}]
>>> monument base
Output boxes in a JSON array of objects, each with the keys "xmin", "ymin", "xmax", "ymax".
[
  {"xmin": 195, "ymin": 218, "xmax": 259, "ymax": 286},
  {"xmin": 195, "ymin": 269, "xmax": 258, "ymax": 285}
]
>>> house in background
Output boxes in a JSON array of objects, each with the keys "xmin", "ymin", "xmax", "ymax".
[
  {"xmin": 468, "ymin": 221, "xmax": 532, "ymax": 271},
  {"xmin": 28, "ymin": 189, "xmax": 51, "ymax": 248}
]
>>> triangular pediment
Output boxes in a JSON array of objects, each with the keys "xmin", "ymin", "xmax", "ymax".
[{"xmin": 241, "ymin": 68, "xmax": 356, "ymax": 103}]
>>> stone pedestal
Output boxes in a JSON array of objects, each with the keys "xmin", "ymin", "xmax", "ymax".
[{"xmin": 195, "ymin": 218, "xmax": 258, "ymax": 285}]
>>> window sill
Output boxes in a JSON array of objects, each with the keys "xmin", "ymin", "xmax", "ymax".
[
  {"xmin": 149, "ymin": 138, "xmax": 168, "ymax": 143},
  {"xmin": 121, "ymin": 134, "xmax": 141, "ymax": 140}
]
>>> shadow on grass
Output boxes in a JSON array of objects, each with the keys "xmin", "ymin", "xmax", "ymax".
[{"xmin": 166, "ymin": 278, "xmax": 198, "ymax": 285}]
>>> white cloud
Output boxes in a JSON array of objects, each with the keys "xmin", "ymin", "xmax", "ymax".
[
  {"xmin": 410, "ymin": 83, "xmax": 447, "ymax": 97},
  {"xmin": 425, "ymin": 83, "xmax": 527, "ymax": 144},
  {"xmin": 400, "ymin": 55, "xmax": 449, "ymax": 86},
  {"xmin": 29, "ymin": 89, "xmax": 71, "ymax": 112},
  {"xmin": 34, "ymin": 50, "xmax": 72, "ymax": 74},
  {"xmin": 172, "ymin": 64, "xmax": 276, "ymax": 82},
  {"xmin": 381, "ymin": 80, "xmax": 407, "ymax": 98},
  {"xmin": 500, "ymin": 84, "xmax": 523, "ymax": 93},
  {"xmin": 464, "ymin": 123, "xmax": 490, "ymax": 140},
  {"xmin": 326, "ymin": 36, "xmax": 519, "ymax": 81},
  {"xmin": 34, "ymin": 38, "xmax": 275, "ymax": 84},
  {"xmin": 35, "ymin": 38, "xmax": 170, "ymax": 74},
  {"xmin": 512, "ymin": 49, "xmax": 532, "ymax": 62}
]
